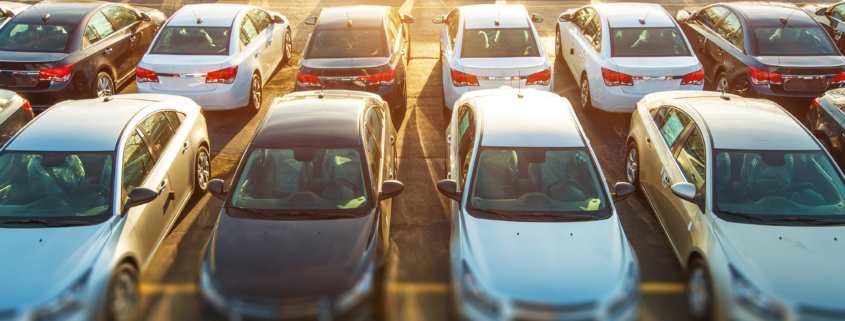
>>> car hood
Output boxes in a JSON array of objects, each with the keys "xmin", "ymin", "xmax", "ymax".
[
  {"xmin": 0, "ymin": 223, "xmax": 111, "ymax": 308},
  {"xmin": 714, "ymin": 220, "xmax": 845, "ymax": 308},
  {"xmin": 209, "ymin": 210, "xmax": 375, "ymax": 300},
  {"xmin": 302, "ymin": 57, "xmax": 389, "ymax": 70},
  {"xmin": 462, "ymin": 214, "xmax": 629, "ymax": 302},
  {"xmin": 754, "ymin": 55, "xmax": 845, "ymax": 69},
  {"xmin": 459, "ymin": 57, "xmax": 547, "ymax": 77}
]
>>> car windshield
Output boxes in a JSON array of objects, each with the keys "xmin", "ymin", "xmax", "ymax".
[
  {"xmin": 466, "ymin": 148, "xmax": 609, "ymax": 221},
  {"xmin": 610, "ymin": 27, "xmax": 691, "ymax": 57},
  {"xmin": 307, "ymin": 29, "xmax": 386, "ymax": 58},
  {"xmin": 461, "ymin": 28, "xmax": 540, "ymax": 58},
  {"xmin": 150, "ymin": 27, "xmax": 230, "ymax": 55},
  {"xmin": 714, "ymin": 150, "xmax": 845, "ymax": 223},
  {"xmin": 229, "ymin": 148, "xmax": 370, "ymax": 216},
  {"xmin": 0, "ymin": 152, "xmax": 114, "ymax": 225},
  {"xmin": 754, "ymin": 27, "xmax": 837, "ymax": 56},
  {"xmin": 0, "ymin": 24, "xmax": 72, "ymax": 53}
]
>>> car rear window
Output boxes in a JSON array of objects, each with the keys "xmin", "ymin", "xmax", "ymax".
[
  {"xmin": 610, "ymin": 28, "xmax": 691, "ymax": 57},
  {"xmin": 461, "ymin": 28, "xmax": 540, "ymax": 58},
  {"xmin": 0, "ymin": 24, "xmax": 72, "ymax": 52},
  {"xmin": 754, "ymin": 27, "xmax": 837, "ymax": 56},
  {"xmin": 307, "ymin": 29, "xmax": 386, "ymax": 58},
  {"xmin": 150, "ymin": 27, "xmax": 230, "ymax": 55}
]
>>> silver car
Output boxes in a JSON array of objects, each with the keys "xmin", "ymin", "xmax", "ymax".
[
  {"xmin": 626, "ymin": 90, "xmax": 845, "ymax": 321},
  {"xmin": 0, "ymin": 94, "xmax": 209, "ymax": 321}
]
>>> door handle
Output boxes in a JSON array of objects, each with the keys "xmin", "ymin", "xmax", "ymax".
[
  {"xmin": 104, "ymin": 48, "xmax": 112, "ymax": 55},
  {"xmin": 646, "ymin": 137, "xmax": 652, "ymax": 147},
  {"xmin": 662, "ymin": 174, "xmax": 672, "ymax": 187},
  {"xmin": 391, "ymin": 135, "xmax": 395, "ymax": 145},
  {"xmin": 268, "ymin": 37, "xmax": 273, "ymax": 44},
  {"xmin": 401, "ymin": 51, "xmax": 406, "ymax": 55},
  {"xmin": 159, "ymin": 179, "xmax": 168, "ymax": 194},
  {"xmin": 255, "ymin": 50, "xmax": 260, "ymax": 57},
  {"xmin": 182, "ymin": 141, "xmax": 189, "ymax": 153},
  {"xmin": 447, "ymin": 134, "xmax": 451, "ymax": 145},
  {"xmin": 717, "ymin": 48, "xmax": 724, "ymax": 55},
  {"xmin": 447, "ymin": 172, "xmax": 451, "ymax": 179}
]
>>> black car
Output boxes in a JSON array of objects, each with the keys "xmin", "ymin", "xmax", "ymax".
[
  {"xmin": 0, "ymin": 89, "xmax": 33, "ymax": 146},
  {"xmin": 805, "ymin": 2, "xmax": 845, "ymax": 53},
  {"xmin": 296, "ymin": 6, "xmax": 414, "ymax": 111},
  {"xmin": 806, "ymin": 89, "xmax": 845, "ymax": 168},
  {"xmin": 676, "ymin": 2, "xmax": 845, "ymax": 99},
  {"xmin": 199, "ymin": 90, "xmax": 403, "ymax": 320},
  {"xmin": 0, "ymin": 1, "xmax": 166, "ymax": 111}
]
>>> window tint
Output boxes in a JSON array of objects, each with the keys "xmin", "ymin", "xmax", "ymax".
[
  {"xmin": 458, "ymin": 107, "xmax": 471, "ymax": 142},
  {"xmin": 104, "ymin": 6, "xmax": 138, "ymax": 29},
  {"xmin": 833, "ymin": 4, "xmax": 845, "ymax": 21},
  {"xmin": 457, "ymin": 107, "xmax": 476, "ymax": 188},
  {"xmin": 754, "ymin": 27, "xmax": 837, "ymax": 56},
  {"xmin": 122, "ymin": 130, "xmax": 155, "ymax": 194},
  {"xmin": 89, "ymin": 11, "xmax": 116, "ymax": 40},
  {"xmin": 448, "ymin": 9, "xmax": 460, "ymax": 50},
  {"xmin": 572, "ymin": 8, "xmax": 594, "ymax": 30},
  {"xmin": 716, "ymin": 13, "xmax": 743, "ymax": 48},
  {"xmin": 0, "ymin": 24, "xmax": 73, "ymax": 52},
  {"xmin": 250, "ymin": 9, "xmax": 272, "ymax": 31},
  {"xmin": 138, "ymin": 113, "xmax": 175, "ymax": 155},
  {"xmin": 654, "ymin": 108, "xmax": 693, "ymax": 147},
  {"xmin": 84, "ymin": 26, "xmax": 98, "ymax": 45},
  {"xmin": 240, "ymin": 16, "xmax": 259, "ymax": 48},
  {"xmin": 698, "ymin": 7, "xmax": 728, "ymax": 29},
  {"xmin": 151, "ymin": 27, "xmax": 230, "ymax": 55},
  {"xmin": 461, "ymin": 28, "xmax": 540, "ymax": 57},
  {"xmin": 387, "ymin": 21, "xmax": 398, "ymax": 48},
  {"xmin": 307, "ymin": 29, "xmax": 385, "ymax": 58},
  {"xmin": 582, "ymin": 15, "xmax": 602, "ymax": 52},
  {"xmin": 676, "ymin": 127, "xmax": 707, "ymax": 193},
  {"xmin": 365, "ymin": 127, "xmax": 382, "ymax": 186},
  {"xmin": 164, "ymin": 111, "xmax": 181, "ymax": 129},
  {"xmin": 611, "ymin": 27, "xmax": 691, "ymax": 57},
  {"xmin": 365, "ymin": 107, "xmax": 384, "ymax": 146}
]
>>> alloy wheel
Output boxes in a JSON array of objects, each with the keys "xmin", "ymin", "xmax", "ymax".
[
  {"xmin": 252, "ymin": 76, "xmax": 262, "ymax": 110},
  {"xmin": 196, "ymin": 149, "xmax": 210, "ymax": 190},
  {"xmin": 98, "ymin": 75, "xmax": 113, "ymax": 97},
  {"xmin": 687, "ymin": 267, "xmax": 711, "ymax": 318},
  {"xmin": 110, "ymin": 269, "xmax": 138, "ymax": 321},
  {"xmin": 626, "ymin": 148, "xmax": 638, "ymax": 183},
  {"xmin": 555, "ymin": 29, "xmax": 561, "ymax": 56},
  {"xmin": 285, "ymin": 32, "xmax": 292, "ymax": 60},
  {"xmin": 580, "ymin": 79, "xmax": 590, "ymax": 110}
]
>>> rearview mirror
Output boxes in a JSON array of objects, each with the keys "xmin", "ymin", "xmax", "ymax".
[
  {"xmin": 612, "ymin": 182, "xmax": 635, "ymax": 203},
  {"xmin": 274, "ymin": 14, "xmax": 285, "ymax": 23},
  {"xmin": 531, "ymin": 13, "xmax": 543, "ymax": 23},
  {"xmin": 432, "ymin": 15, "xmax": 445, "ymax": 24},
  {"xmin": 559, "ymin": 13, "xmax": 570, "ymax": 22},
  {"xmin": 379, "ymin": 180, "xmax": 405, "ymax": 201},
  {"xmin": 304, "ymin": 16, "xmax": 317, "ymax": 25},
  {"xmin": 402, "ymin": 14, "xmax": 415, "ymax": 23},
  {"xmin": 671, "ymin": 183, "xmax": 702, "ymax": 205},
  {"xmin": 436, "ymin": 179, "xmax": 461, "ymax": 202},
  {"xmin": 140, "ymin": 13, "xmax": 151, "ymax": 22},
  {"xmin": 122, "ymin": 187, "xmax": 158, "ymax": 214},
  {"xmin": 208, "ymin": 179, "xmax": 228, "ymax": 201},
  {"xmin": 817, "ymin": 8, "xmax": 827, "ymax": 16}
]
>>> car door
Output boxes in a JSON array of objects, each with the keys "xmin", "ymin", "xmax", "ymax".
[
  {"xmin": 364, "ymin": 106, "xmax": 387, "ymax": 257},
  {"xmin": 83, "ymin": 11, "xmax": 122, "ymax": 84},
  {"xmin": 239, "ymin": 15, "xmax": 264, "ymax": 77},
  {"xmin": 104, "ymin": 5, "xmax": 142, "ymax": 81},
  {"xmin": 566, "ymin": 8, "xmax": 596, "ymax": 78},
  {"xmin": 138, "ymin": 111, "xmax": 192, "ymax": 212},
  {"xmin": 708, "ymin": 11, "xmax": 746, "ymax": 87},
  {"xmin": 441, "ymin": 9, "xmax": 461, "ymax": 94},
  {"xmin": 450, "ymin": 103, "xmax": 476, "ymax": 274},
  {"xmin": 683, "ymin": 6, "xmax": 729, "ymax": 82},
  {"xmin": 666, "ymin": 124, "xmax": 708, "ymax": 256},
  {"xmin": 250, "ymin": 9, "xmax": 279, "ymax": 73},
  {"xmin": 98, "ymin": 8, "xmax": 134, "ymax": 82}
]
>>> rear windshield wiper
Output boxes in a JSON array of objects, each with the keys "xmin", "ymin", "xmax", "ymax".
[
  {"xmin": 2, "ymin": 219, "xmax": 92, "ymax": 227},
  {"xmin": 769, "ymin": 217, "xmax": 845, "ymax": 225},
  {"xmin": 714, "ymin": 210, "xmax": 766, "ymax": 223},
  {"xmin": 468, "ymin": 208, "xmax": 513, "ymax": 219},
  {"xmin": 516, "ymin": 212, "xmax": 597, "ymax": 221}
]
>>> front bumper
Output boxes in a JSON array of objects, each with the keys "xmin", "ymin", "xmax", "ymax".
[
  {"xmin": 137, "ymin": 80, "xmax": 250, "ymax": 111},
  {"xmin": 443, "ymin": 80, "xmax": 554, "ymax": 110},
  {"xmin": 458, "ymin": 297, "xmax": 638, "ymax": 321}
]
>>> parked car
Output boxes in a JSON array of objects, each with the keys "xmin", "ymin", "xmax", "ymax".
[
  {"xmin": 557, "ymin": 3, "xmax": 703, "ymax": 114},
  {"xmin": 626, "ymin": 90, "xmax": 845, "ymax": 321},
  {"xmin": 805, "ymin": 1, "xmax": 845, "ymax": 53},
  {"xmin": 0, "ymin": 89, "xmax": 33, "ymax": 146},
  {"xmin": 432, "ymin": 5, "xmax": 551, "ymax": 111},
  {"xmin": 436, "ymin": 88, "xmax": 638, "ymax": 321},
  {"xmin": 296, "ymin": 6, "xmax": 413, "ymax": 111},
  {"xmin": 0, "ymin": 1, "xmax": 30, "ymax": 30},
  {"xmin": 137, "ymin": 4, "xmax": 291, "ymax": 111},
  {"xmin": 199, "ymin": 90, "xmax": 403, "ymax": 319},
  {"xmin": 805, "ymin": 89, "xmax": 845, "ymax": 168},
  {"xmin": 0, "ymin": 94, "xmax": 209, "ymax": 321},
  {"xmin": 676, "ymin": 2, "xmax": 845, "ymax": 99},
  {"xmin": 0, "ymin": 1, "xmax": 166, "ymax": 112}
]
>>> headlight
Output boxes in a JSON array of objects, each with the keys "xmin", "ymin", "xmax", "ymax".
[
  {"xmin": 33, "ymin": 269, "xmax": 90, "ymax": 320},
  {"xmin": 606, "ymin": 262, "xmax": 640, "ymax": 318},
  {"xmin": 730, "ymin": 265, "xmax": 787, "ymax": 321},
  {"xmin": 199, "ymin": 259, "xmax": 229, "ymax": 312},
  {"xmin": 461, "ymin": 262, "xmax": 500, "ymax": 316},
  {"xmin": 334, "ymin": 261, "xmax": 374, "ymax": 312}
]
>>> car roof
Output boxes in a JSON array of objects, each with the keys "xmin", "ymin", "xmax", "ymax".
[
  {"xmin": 727, "ymin": 2, "xmax": 818, "ymax": 27},
  {"xmin": 466, "ymin": 89, "xmax": 584, "ymax": 148},
  {"xmin": 252, "ymin": 91, "xmax": 372, "ymax": 148},
  {"xmin": 461, "ymin": 4, "xmax": 529, "ymax": 29},
  {"xmin": 317, "ymin": 6, "xmax": 386, "ymax": 30},
  {"xmin": 11, "ymin": 1, "xmax": 103, "ymax": 25},
  {"xmin": 0, "ymin": 1, "xmax": 30, "ymax": 12},
  {"xmin": 169, "ymin": 4, "xmax": 248, "ymax": 27},
  {"xmin": 593, "ymin": 3, "xmax": 676, "ymax": 28}
]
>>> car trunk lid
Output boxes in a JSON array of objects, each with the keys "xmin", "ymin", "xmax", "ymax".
[
  {"xmin": 460, "ymin": 57, "xmax": 547, "ymax": 89},
  {"xmin": 141, "ymin": 55, "xmax": 229, "ymax": 92},
  {"xmin": 611, "ymin": 56, "xmax": 700, "ymax": 94},
  {"xmin": 0, "ymin": 52, "xmax": 63, "ymax": 88},
  {"xmin": 302, "ymin": 57, "xmax": 388, "ymax": 91},
  {"xmin": 757, "ymin": 55, "xmax": 845, "ymax": 93}
]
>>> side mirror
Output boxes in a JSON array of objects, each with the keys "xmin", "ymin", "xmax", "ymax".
[
  {"xmin": 558, "ymin": 13, "xmax": 570, "ymax": 22},
  {"xmin": 123, "ymin": 187, "xmax": 158, "ymax": 213},
  {"xmin": 274, "ymin": 14, "xmax": 285, "ymax": 24},
  {"xmin": 817, "ymin": 8, "xmax": 827, "ymax": 16},
  {"xmin": 671, "ymin": 182, "xmax": 703, "ymax": 205},
  {"xmin": 436, "ymin": 179, "xmax": 461, "ymax": 202},
  {"xmin": 689, "ymin": 10, "xmax": 698, "ymax": 20},
  {"xmin": 208, "ymin": 179, "xmax": 228, "ymax": 201},
  {"xmin": 379, "ymin": 180, "xmax": 405, "ymax": 201},
  {"xmin": 140, "ymin": 13, "xmax": 151, "ymax": 22},
  {"xmin": 612, "ymin": 182, "xmax": 636, "ymax": 203},
  {"xmin": 402, "ymin": 14, "xmax": 415, "ymax": 23},
  {"xmin": 304, "ymin": 16, "xmax": 317, "ymax": 25},
  {"xmin": 531, "ymin": 13, "xmax": 543, "ymax": 23},
  {"xmin": 432, "ymin": 15, "xmax": 445, "ymax": 24}
]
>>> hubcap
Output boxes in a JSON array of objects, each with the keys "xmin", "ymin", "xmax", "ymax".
[
  {"xmin": 98, "ymin": 76, "xmax": 113, "ymax": 97},
  {"xmin": 111, "ymin": 270, "xmax": 137, "ymax": 321},
  {"xmin": 252, "ymin": 77, "xmax": 262, "ymax": 109},
  {"xmin": 581, "ymin": 80, "xmax": 589, "ymax": 109},
  {"xmin": 626, "ymin": 148, "xmax": 638, "ymax": 183},
  {"xmin": 197, "ymin": 150, "xmax": 210, "ymax": 189},
  {"xmin": 688, "ymin": 268, "xmax": 710, "ymax": 318},
  {"xmin": 555, "ymin": 30, "xmax": 561, "ymax": 54},
  {"xmin": 285, "ymin": 33, "xmax": 292, "ymax": 59}
]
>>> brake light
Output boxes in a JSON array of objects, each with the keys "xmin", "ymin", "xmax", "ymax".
[
  {"xmin": 526, "ymin": 68, "xmax": 551, "ymax": 86},
  {"xmin": 206, "ymin": 66, "xmax": 238, "ymax": 84},
  {"xmin": 747, "ymin": 66, "xmax": 782, "ymax": 86},
  {"xmin": 601, "ymin": 67, "xmax": 633, "ymax": 86},
  {"xmin": 451, "ymin": 69, "xmax": 479, "ymax": 87},
  {"xmin": 811, "ymin": 97, "xmax": 820, "ymax": 110},
  {"xmin": 359, "ymin": 68, "xmax": 396, "ymax": 86},
  {"xmin": 21, "ymin": 98, "xmax": 32, "ymax": 113},
  {"xmin": 39, "ymin": 63, "xmax": 75, "ymax": 83},
  {"xmin": 296, "ymin": 71, "xmax": 321, "ymax": 88},
  {"xmin": 681, "ymin": 69, "xmax": 705, "ymax": 86},
  {"xmin": 834, "ymin": 72, "xmax": 845, "ymax": 84},
  {"xmin": 135, "ymin": 67, "xmax": 159, "ymax": 83}
]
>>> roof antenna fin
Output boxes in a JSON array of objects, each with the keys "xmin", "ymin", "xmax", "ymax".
[
  {"xmin": 780, "ymin": 6, "xmax": 797, "ymax": 26},
  {"xmin": 319, "ymin": 70, "xmax": 325, "ymax": 99},
  {"xmin": 32, "ymin": 5, "xmax": 49, "ymax": 23},
  {"xmin": 347, "ymin": 13, "xmax": 352, "ymax": 27},
  {"xmin": 517, "ymin": 71, "xmax": 524, "ymax": 98},
  {"xmin": 495, "ymin": 12, "xmax": 500, "ymax": 26},
  {"xmin": 639, "ymin": 11, "xmax": 649, "ymax": 25},
  {"xmin": 192, "ymin": 10, "xmax": 202, "ymax": 24}
]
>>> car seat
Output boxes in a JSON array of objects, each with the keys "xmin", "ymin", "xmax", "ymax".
[
  {"xmin": 475, "ymin": 150, "xmax": 518, "ymax": 199},
  {"xmin": 321, "ymin": 149, "xmax": 362, "ymax": 199},
  {"xmin": 529, "ymin": 152, "xmax": 586, "ymax": 202}
]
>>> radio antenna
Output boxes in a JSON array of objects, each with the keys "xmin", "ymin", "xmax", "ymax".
[
  {"xmin": 517, "ymin": 71, "xmax": 524, "ymax": 98},
  {"xmin": 639, "ymin": 11, "xmax": 649, "ymax": 25},
  {"xmin": 192, "ymin": 10, "xmax": 202, "ymax": 24},
  {"xmin": 319, "ymin": 70, "xmax": 325, "ymax": 99},
  {"xmin": 32, "ymin": 5, "xmax": 49, "ymax": 23}
]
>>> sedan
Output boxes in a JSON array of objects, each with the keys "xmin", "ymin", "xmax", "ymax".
[
  {"xmin": 676, "ymin": 2, "xmax": 845, "ymax": 99},
  {"xmin": 437, "ymin": 88, "xmax": 638, "ymax": 321},
  {"xmin": 0, "ymin": 94, "xmax": 209, "ymax": 321},
  {"xmin": 626, "ymin": 90, "xmax": 845, "ymax": 321},
  {"xmin": 805, "ymin": 89, "xmax": 845, "ymax": 169},
  {"xmin": 0, "ymin": 89, "xmax": 33, "ymax": 146},
  {"xmin": 433, "ymin": 4, "xmax": 552, "ymax": 111},
  {"xmin": 0, "ymin": 1, "xmax": 29, "ymax": 30},
  {"xmin": 557, "ymin": 3, "xmax": 703, "ymax": 114},
  {"xmin": 137, "ymin": 4, "xmax": 292, "ymax": 111},
  {"xmin": 0, "ymin": 1, "xmax": 166, "ymax": 112}
]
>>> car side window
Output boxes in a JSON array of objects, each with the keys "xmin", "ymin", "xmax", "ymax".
[
  {"xmin": 84, "ymin": 26, "xmax": 99, "ymax": 46},
  {"xmin": 447, "ymin": 9, "xmax": 460, "ymax": 50},
  {"xmin": 122, "ymin": 130, "xmax": 156, "ymax": 194},
  {"xmin": 457, "ymin": 105, "xmax": 476, "ymax": 188},
  {"xmin": 833, "ymin": 4, "xmax": 845, "ymax": 21},
  {"xmin": 698, "ymin": 6, "xmax": 729, "ymax": 30},
  {"xmin": 387, "ymin": 17, "xmax": 398, "ymax": 49},
  {"xmin": 654, "ymin": 107, "xmax": 693, "ymax": 148},
  {"xmin": 240, "ymin": 16, "xmax": 259, "ymax": 49},
  {"xmin": 250, "ymin": 9, "xmax": 272, "ymax": 32},
  {"xmin": 139, "ymin": 112, "xmax": 176, "ymax": 155},
  {"xmin": 364, "ymin": 111, "xmax": 383, "ymax": 187},
  {"xmin": 164, "ymin": 111, "xmax": 182, "ymax": 129},
  {"xmin": 572, "ymin": 8, "xmax": 594, "ymax": 31},
  {"xmin": 88, "ymin": 11, "xmax": 116, "ymax": 42},
  {"xmin": 104, "ymin": 6, "xmax": 138, "ymax": 29},
  {"xmin": 716, "ymin": 12, "xmax": 743, "ymax": 48},
  {"xmin": 675, "ymin": 126, "xmax": 707, "ymax": 194},
  {"xmin": 582, "ymin": 14, "xmax": 602, "ymax": 52},
  {"xmin": 365, "ymin": 106, "xmax": 384, "ymax": 146}
]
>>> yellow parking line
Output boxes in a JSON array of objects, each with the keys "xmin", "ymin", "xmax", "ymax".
[
  {"xmin": 387, "ymin": 282, "xmax": 450, "ymax": 294},
  {"xmin": 140, "ymin": 283, "xmax": 197, "ymax": 295},
  {"xmin": 641, "ymin": 282, "xmax": 686, "ymax": 294}
]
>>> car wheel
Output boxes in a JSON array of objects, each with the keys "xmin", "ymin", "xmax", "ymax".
[
  {"xmin": 580, "ymin": 76, "xmax": 595, "ymax": 114},
  {"xmin": 195, "ymin": 145, "xmax": 210, "ymax": 193},
  {"xmin": 686, "ymin": 258, "xmax": 714, "ymax": 321},
  {"xmin": 626, "ymin": 142, "xmax": 640, "ymax": 187},
  {"xmin": 714, "ymin": 71, "xmax": 730, "ymax": 94},
  {"xmin": 95, "ymin": 72, "xmax": 114, "ymax": 98},
  {"xmin": 399, "ymin": 80, "xmax": 408, "ymax": 110},
  {"xmin": 106, "ymin": 263, "xmax": 140, "ymax": 321},
  {"xmin": 248, "ymin": 73, "xmax": 262, "ymax": 111},
  {"xmin": 282, "ymin": 30, "xmax": 292, "ymax": 65},
  {"xmin": 555, "ymin": 28, "xmax": 562, "ymax": 58}
]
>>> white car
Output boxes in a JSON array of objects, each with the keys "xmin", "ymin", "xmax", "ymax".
[
  {"xmin": 433, "ymin": 5, "xmax": 553, "ymax": 111},
  {"xmin": 626, "ymin": 90, "xmax": 845, "ymax": 321},
  {"xmin": 0, "ymin": 1, "xmax": 29, "ymax": 30},
  {"xmin": 136, "ymin": 4, "xmax": 292, "ymax": 111},
  {"xmin": 437, "ymin": 88, "xmax": 639, "ymax": 321},
  {"xmin": 556, "ymin": 3, "xmax": 704, "ymax": 114}
]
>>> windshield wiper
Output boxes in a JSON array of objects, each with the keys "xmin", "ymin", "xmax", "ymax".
[
  {"xmin": 229, "ymin": 206, "xmax": 272, "ymax": 219},
  {"xmin": 714, "ymin": 210, "xmax": 766, "ymax": 223},
  {"xmin": 469, "ymin": 208, "xmax": 513, "ymax": 219},
  {"xmin": 516, "ymin": 212, "xmax": 597, "ymax": 221},
  {"xmin": 2, "ymin": 219, "xmax": 92, "ymax": 227},
  {"xmin": 769, "ymin": 217, "xmax": 845, "ymax": 225}
]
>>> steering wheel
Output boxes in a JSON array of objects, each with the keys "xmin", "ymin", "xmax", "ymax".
[
  {"xmin": 322, "ymin": 178, "xmax": 360, "ymax": 196},
  {"xmin": 544, "ymin": 179, "xmax": 582, "ymax": 196},
  {"xmin": 77, "ymin": 184, "xmax": 109, "ymax": 194},
  {"xmin": 781, "ymin": 182, "xmax": 817, "ymax": 194}
]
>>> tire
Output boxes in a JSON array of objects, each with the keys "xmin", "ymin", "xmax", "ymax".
[
  {"xmin": 106, "ymin": 262, "xmax": 140, "ymax": 321},
  {"xmin": 282, "ymin": 30, "xmax": 292, "ymax": 66},
  {"xmin": 397, "ymin": 80, "xmax": 407, "ymax": 111},
  {"xmin": 195, "ymin": 145, "xmax": 210, "ymax": 193},
  {"xmin": 686, "ymin": 258, "xmax": 715, "ymax": 321},
  {"xmin": 580, "ymin": 76, "xmax": 595, "ymax": 114},
  {"xmin": 714, "ymin": 71, "xmax": 730, "ymax": 94},
  {"xmin": 555, "ymin": 28, "xmax": 562, "ymax": 58},
  {"xmin": 248, "ymin": 73, "xmax": 262, "ymax": 111},
  {"xmin": 95, "ymin": 71, "xmax": 114, "ymax": 98},
  {"xmin": 626, "ymin": 141, "xmax": 640, "ymax": 188}
]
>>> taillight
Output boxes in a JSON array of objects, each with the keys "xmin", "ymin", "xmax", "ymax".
[
  {"xmin": 635, "ymin": 100, "xmax": 641, "ymax": 111},
  {"xmin": 39, "ymin": 63, "xmax": 75, "ymax": 83},
  {"xmin": 21, "ymin": 98, "xmax": 32, "ymax": 113},
  {"xmin": 206, "ymin": 66, "xmax": 238, "ymax": 84},
  {"xmin": 601, "ymin": 67, "xmax": 633, "ymax": 86},
  {"xmin": 526, "ymin": 68, "xmax": 551, "ymax": 86},
  {"xmin": 747, "ymin": 66, "xmax": 782, "ymax": 86},
  {"xmin": 135, "ymin": 67, "xmax": 159, "ymax": 83},
  {"xmin": 681, "ymin": 69, "xmax": 705, "ymax": 86},
  {"xmin": 360, "ymin": 68, "xmax": 396, "ymax": 86},
  {"xmin": 811, "ymin": 97, "xmax": 820, "ymax": 110},
  {"xmin": 296, "ymin": 71, "xmax": 321, "ymax": 88},
  {"xmin": 451, "ymin": 69, "xmax": 479, "ymax": 87},
  {"xmin": 834, "ymin": 72, "xmax": 845, "ymax": 84}
]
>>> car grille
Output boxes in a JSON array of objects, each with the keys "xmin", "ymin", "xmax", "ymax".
[
  {"xmin": 512, "ymin": 300, "xmax": 598, "ymax": 321},
  {"xmin": 798, "ymin": 305, "xmax": 845, "ymax": 321}
]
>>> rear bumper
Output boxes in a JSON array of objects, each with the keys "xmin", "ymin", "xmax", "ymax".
[
  {"xmin": 137, "ymin": 80, "xmax": 250, "ymax": 110},
  {"xmin": 747, "ymin": 83, "xmax": 837, "ymax": 99},
  {"xmin": 592, "ymin": 83, "xmax": 704, "ymax": 113}
]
